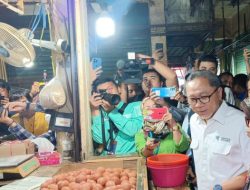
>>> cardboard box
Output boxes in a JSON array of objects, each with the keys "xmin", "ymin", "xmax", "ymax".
[
  {"xmin": 0, "ymin": 140, "xmax": 35, "ymax": 158},
  {"xmin": 0, "ymin": 155, "xmax": 40, "ymax": 180},
  {"xmin": 56, "ymin": 156, "xmax": 148, "ymax": 190}
]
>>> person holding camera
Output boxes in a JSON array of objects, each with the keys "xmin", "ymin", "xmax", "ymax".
[
  {"xmin": 0, "ymin": 101, "xmax": 56, "ymax": 145},
  {"xmin": 89, "ymin": 76, "xmax": 143, "ymax": 155},
  {"xmin": 0, "ymin": 79, "xmax": 13, "ymax": 139},
  {"xmin": 135, "ymin": 97, "xmax": 190, "ymax": 157},
  {"xmin": 10, "ymin": 88, "xmax": 49, "ymax": 136}
]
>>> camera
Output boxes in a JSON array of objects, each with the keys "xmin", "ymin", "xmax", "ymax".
[
  {"xmin": 0, "ymin": 95, "xmax": 4, "ymax": 113},
  {"xmin": 99, "ymin": 90, "xmax": 121, "ymax": 105},
  {"xmin": 116, "ymin": 52, "xmax": 154, "ymax": 84}
]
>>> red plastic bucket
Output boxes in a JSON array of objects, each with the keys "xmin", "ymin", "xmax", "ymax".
[{"xmin": 147, "ymin": 154, "xmax": 189, "ymax": 187}]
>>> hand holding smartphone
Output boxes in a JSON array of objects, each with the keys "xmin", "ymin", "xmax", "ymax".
[{"xmin": 155, "ymin": 43, "xmax": 164, "ymax": 60}]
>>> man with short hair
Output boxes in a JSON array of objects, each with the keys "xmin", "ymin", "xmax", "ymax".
[
  {"xmin": 185, "ymin": 70, "xmax": 250, "ymax": 190},
  {"xmin": 219, "ymin": 71, "xmax": 234, "ymax": 88},
  {"xmin": 198, "ymin": 54, "xmax": 235, "ymax": 106},
  {"xmin": 90, "ymin": 77, "xmax": 143, "ymax": 155},
  {"xmin": 197, "ymin": 54, "xmax": 218, "ymax": 74}
]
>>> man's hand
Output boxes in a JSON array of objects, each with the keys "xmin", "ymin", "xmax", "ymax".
[
  {"xmin": 101, "ymin": 99, "xmax": 115, "ymax": 113},
  {"xmin": 0, "ymin": 97, "xmax": 9, "ymax": 106},
  {"xmin": 0, "ymin": 108, "xmax": 14, "ymax": 126},
  {"xmin": 89, "ymin": 93, "xmax": 102, "ymax": 111},
  {"xmin": 90, "ymin": 65, "xmax": 103, "ymax": 83},
  {"xmin": 149, "ymin": 91, "xmax": 168, "ymax": 107},
  {"xmin": 7, "ymin": 101, "xmax": 27, "ymax": 113},
  {"xmin": 146, "ymin": 137, "xmax": 160, "ymax": 151},
  {"xmin": 244, "ymin": 49, "xmax": 250, "ymax": 63},
  {"xmin": 152, "ymin": 49, "xmax": 164, "ymax": 61},
  {"xmin": 173, "ymin": 90, "xmax": 186, "ymax": 103},
  {"xmin": 163, "ymin": 112, "xmax": 176, "ymax": 130}
]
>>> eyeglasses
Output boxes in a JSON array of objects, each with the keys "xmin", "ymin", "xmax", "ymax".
[{"xmin": 187, "ymin": 88, "xmax": 218, "ymax": 105}]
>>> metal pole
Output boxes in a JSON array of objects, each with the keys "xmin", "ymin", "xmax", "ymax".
[
  {"xmin": 237, "ymin": 0, "xmax": 240, "ymax": 37},
  {"xmin": 222, "ymin": 0, "xmax": 225, "ymax": 45},
  {"xmin": 67, "ymin": 0, "xmax": 81, "ymax": 162}
]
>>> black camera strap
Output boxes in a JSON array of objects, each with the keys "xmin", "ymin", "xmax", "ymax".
[
  {"xmin": 100, "ymin": 103, "xmax": 127, "ymax": 151},
  {"xmin": 109, "ymin": 103, "xmax": 127, "ymax": 140},
  {"xmin": 100, "ymin": 107, "xmax": 108, "ymax": 151}
]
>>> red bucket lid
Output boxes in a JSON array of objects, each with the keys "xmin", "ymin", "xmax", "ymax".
[{"xmin": 147, "ymin": 154, "xmax": 189, "ymax": 167}]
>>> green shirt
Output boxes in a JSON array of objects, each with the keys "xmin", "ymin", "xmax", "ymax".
[
  {"xmin": 92, "ymin": 101, "xmax": 143, "ymax": 155},
  {"xmin": 135, "ymin": 128, "xmax": 190, "ymax": 156}
]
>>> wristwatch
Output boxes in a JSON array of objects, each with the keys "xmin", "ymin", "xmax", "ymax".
[{"xmin": 213, "ymin": 184, "xmax": 222, "ymax": 190}]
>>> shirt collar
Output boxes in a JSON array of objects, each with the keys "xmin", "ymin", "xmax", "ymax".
[{"xmin": 210, "ymin": 101, "xmax": 226, "ymax": 125}]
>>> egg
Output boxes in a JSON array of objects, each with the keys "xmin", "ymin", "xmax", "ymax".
[
  {"xmin": 129, "ymin": 177, "xmax": 136, "ymax": 186},
  {"xmin": 96, "ymin": 167, "xmax": 105, "ymax": 173},
  {"xmin": 85, "ymin": 169, "xmax": 92, "ymax": 175},
  {"xmin": 105, "ymin": 168, "xmax": 112, "ymax": 173},
  {"xmin": 61, "ymin": 187, "xmax": 70, "ymax": 190},
  {"xmin": 103, "ymin": 186, "xmax": 116, "ymax": 190},
  {"xmin": 81, "ymin": 182, "xmax": 92, "ymax": 190},
  {"xmin": 47, "ymin": 183, "xmax": 58, "ymax": 190},
  {"xmin": 87, "ymin": 179, "xmax": 96, "ymax": 184},
  {"xmin": 57, "ymin": 180, "xmax": 69, "ymax": 189},
  {"xmin": 97, "ymin": 177, "xmax": 107, "ymax": 186},
  {"xmin": 111, "ymin": 176, "xmax": 120, "ymax": 185},
  {"xmin": 129, "ymin": 171, "xmax": 137, "ymax": 178},
  {"xmin": 105, "ymin": 180, "xmax": 116, "ymax": 187},
  {"xmin": 75, "ymin": 175, "xmax": 87, "ymax": 183},
  {"xmin": 120, "ymin": 171, "xmax": 128, "ymax": 177},
  {"xmin": 69, "ymin": 182, "xmax": 81, "ymax": 190},
  {"xmin": 119, "ymin": 183, "xmax": 132, "ymax": 190},
  {"xmin": 92, "ymin": 183, "xmax": 104, "ymax": 190},
  {"xmin": 103, "ymin": 171, "xmax": 111, "ymax": 178},
  {"xmin": 92, "ymin": 172, "xmax": 102, "ymax": 181},
  {"xmin": 120, "ymin": 175, "xmax": 129, "ymax": 181},
  {"xmin": 113, "ymin": 171, "xmax": 121, "ymax": 178}
]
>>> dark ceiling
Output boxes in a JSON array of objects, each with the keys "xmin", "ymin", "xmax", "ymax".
[
  {"xmin": 0, "ymin": 6, "xmax": 52, "ymax": 89},
  {"xmin": 1, "ymin": 0, "xmax": 250, "ymax": 88}
]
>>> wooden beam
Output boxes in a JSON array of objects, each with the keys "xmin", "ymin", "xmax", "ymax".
[{"xmin": 0, "ymin": 0, "xmax": 24, "ymax": 14}]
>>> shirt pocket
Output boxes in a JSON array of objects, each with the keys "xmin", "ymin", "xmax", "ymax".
[
  {"xmin": 190, "ymin": 139, "xmax": 199, "ymax": 150},
  {"xmin": 212, "ymin": 141, "xmax": 231, "ymax": 155}
]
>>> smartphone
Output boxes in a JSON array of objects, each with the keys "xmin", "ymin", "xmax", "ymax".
[
  {"xmin": 92, "ymin": 58, "xmax": 102, "ymax": 70},
  {"xmin": 144, "ymin": 107, "xmax": 168, "ymax": 120},
  {"xmin": 155, "ymin": 43, "xmax": 163, "ymax": 51},
  {"xmin": 151, "ymin": 87, "xmax": 176, "ymax": 98}
]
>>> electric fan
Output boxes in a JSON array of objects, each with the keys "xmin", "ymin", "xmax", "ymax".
[
  {"xmin": 0, "ymin": 22, "xmax": 35, "ymax": 67},
  {"xmin": 0, "ymin": 22, "xmax": 68, "ymax": 67},
  {"xmin": 0, "ymin": 22, "xmax": 67, "ymax": 109}
]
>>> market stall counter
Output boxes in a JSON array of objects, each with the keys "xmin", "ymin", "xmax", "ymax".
[{"xmin": 0, "ymin": 155, "xmax": 189, "ymax": 190}]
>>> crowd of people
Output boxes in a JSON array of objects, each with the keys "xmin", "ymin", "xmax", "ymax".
[
  {"xmin": 89, "ymin": 49, "xmax": 250, "ymax": 190},
  {"xmin": 0, "ymin": 48, "xmax": 250, "ymax": 189}
]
